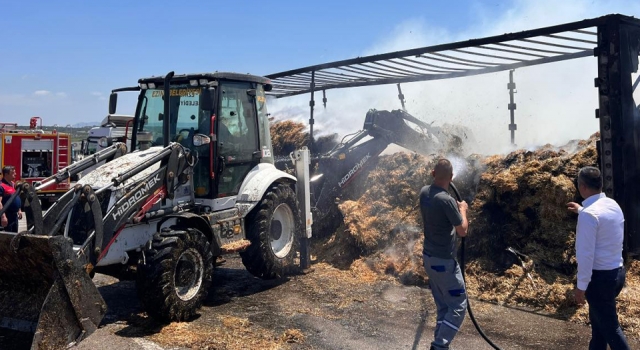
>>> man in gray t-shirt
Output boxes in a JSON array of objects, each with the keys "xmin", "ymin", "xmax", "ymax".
[
  {"xmin": 419, "ymin": 159, "xmax": 469, "ymax": 350},
  {"xmin": 421, "ymin": 185, "xmax": 462, "ymax": 259}
]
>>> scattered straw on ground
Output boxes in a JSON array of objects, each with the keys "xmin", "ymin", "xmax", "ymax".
[
  {"xmin": 280, "ymin": 329, "xmax": 305, "ymax": 344},
  {"xmin": 120, "ymin": 313, "xmax": 305, "ymax": 350},
  {"xmin": 220, "ymin": 239, "xmax": 251, "ymax": 253}
]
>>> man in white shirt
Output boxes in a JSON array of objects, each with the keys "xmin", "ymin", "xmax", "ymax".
[{"xmin": 567, "ymin": 166, "xmax": 630, "ymax": 350}]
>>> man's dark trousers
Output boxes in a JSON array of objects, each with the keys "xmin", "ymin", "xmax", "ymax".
[
  {"xmin": 4, "ymin": 212, "xmax": 18, "ymax": 232},
  {"xmin": 585, "ymin": 267, "xmax": 630, "ymax": 350}
]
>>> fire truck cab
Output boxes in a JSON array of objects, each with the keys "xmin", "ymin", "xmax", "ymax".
[
  {"xmin": 77, "ymin": 114, "xmax": 133, "ymax": 177},
  {"xmin": 82, "ymin": 114, "xmax": 133, "ymax": 155},
  {"xmin": 0, "ymin": 117, "xmax": 71, "ymax": 209}
]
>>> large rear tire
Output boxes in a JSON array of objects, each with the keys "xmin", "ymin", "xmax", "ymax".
[
  {"xmin": 240, "ymin": 183, "xmax": 300, "ymax": 279},
  {"xmin": 136, "ymin": 227, "xmax": 214, "ymax": 322}
]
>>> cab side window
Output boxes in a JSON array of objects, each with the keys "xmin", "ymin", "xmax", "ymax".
[{"xmin": 216, "ymin": 82, "xmax": 259, "ymax": 197}]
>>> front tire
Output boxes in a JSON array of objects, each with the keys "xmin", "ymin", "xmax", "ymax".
[
  {"xmin": 136, "ymin": 227, "xmax": 214, "ymax": 322},
  {"xmin": 240, "ymin": 183, "xmax": 300, "ymax": 279}
]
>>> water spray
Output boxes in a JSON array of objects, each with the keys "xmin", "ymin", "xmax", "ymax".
[{"xmin": 449, "ymin": 182, "xmax": 502, "ymax": 350}]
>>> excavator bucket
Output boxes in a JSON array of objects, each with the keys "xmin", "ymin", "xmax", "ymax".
[{"xmin": 0, "ymin": 232, "xmax": 106, "ymax": 350}]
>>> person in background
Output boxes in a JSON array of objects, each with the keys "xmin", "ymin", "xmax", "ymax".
[
  {"xmin": 567, "ymin": 166, "xmax": 630, "ymax": 350},
  {"xmin": 0, "ymin": 171, "xmax": 7, "ymax": 230},
  {"xmin": 419, "ymin": 158, "xmax": 469, "ymax": 350},
  {"xmin": 217, "ymin": 111, "xmax": 245, "ymax": 156},
  {"xmin": 0, "ymin": 165, "xmax": 22, "ymax": 232}
]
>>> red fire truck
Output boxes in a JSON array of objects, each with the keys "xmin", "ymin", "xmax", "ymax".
[{"xmin": 0, "ymin": 117, "xmax": 71, "ymax": 209}]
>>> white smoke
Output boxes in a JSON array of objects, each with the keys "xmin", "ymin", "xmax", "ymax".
[
  {"xmin": 268, "ymin": 0, "xmax": 640, "ymax": 156},
  {"xmin": 449, "ymin": 156, "xmax": 468, "ymax": 181}
]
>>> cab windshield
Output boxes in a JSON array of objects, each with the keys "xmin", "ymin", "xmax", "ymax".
[
  {"xmin": 84, "ymin": 140, "xmax": 99, "ymax": 155},
  {"xmin": 136, "ymin": 85, "xmax": 207, "ymax": 147}
]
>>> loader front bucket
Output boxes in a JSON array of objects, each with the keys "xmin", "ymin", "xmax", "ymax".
[{"xmin": 0, "ymin": 232, "xmax": 106, "ymax": 350}]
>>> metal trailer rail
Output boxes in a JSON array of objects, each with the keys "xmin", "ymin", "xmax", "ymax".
[{"xmin": 265, "ymin": 13, "xmax": 640, "ymax": 255}]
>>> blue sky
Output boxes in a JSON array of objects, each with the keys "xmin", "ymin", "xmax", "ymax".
[
  {"xmin": 1, "ymin": 0, "xmax": 514, "ymax": 125},
  {"xmin": 1, "ymin": 0, "xmax": 639, "ymax": 154}
]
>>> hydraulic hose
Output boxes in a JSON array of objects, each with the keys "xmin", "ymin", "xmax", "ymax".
[{"xmin": 449, "ymin": 182, "xmax": 502, "ymax": 350}]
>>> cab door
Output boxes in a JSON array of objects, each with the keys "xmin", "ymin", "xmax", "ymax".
[{"xmin": 215, "ymin": 81, "xmax": 260, "ymax": 198}]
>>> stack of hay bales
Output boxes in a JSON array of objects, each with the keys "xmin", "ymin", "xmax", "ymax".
[
  {"xmin": 462, "ymin": 134, "xmax": 598, "ymax": 319},
  {"xmin": 460, "ymin": 133, "xmax": 637, "ymax": 334},
  {"xmin": 270, "ymin": 119, "xmax": 639, "ymax": 333},
  {"xmin": 468, "ymin": 134, "xmax": 599, "ymax": 272}
]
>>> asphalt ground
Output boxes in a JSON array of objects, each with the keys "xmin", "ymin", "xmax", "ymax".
[
  {"xmin": 77, "ymin": 257, "xmax": 639, "ymax": 349},
  {"xmin": 1, "ymin": 218, "xmax": 637, "ymax": 349}
]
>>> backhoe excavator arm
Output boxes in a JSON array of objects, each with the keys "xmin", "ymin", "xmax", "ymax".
[{"xmin": 311, "ymin": 109, "xmax": 436, "ymax": 222}]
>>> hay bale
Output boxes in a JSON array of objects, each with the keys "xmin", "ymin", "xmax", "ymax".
[
  {"xmin": 467, "ymin": 133, "xmax": 599, "ymax": 271},
  {"xmin": 270, "ymin": 120, "xmax": 338, "ymax": 157},
  {"xmin": 270, "ymin": 120, "xmax": 309, "ymax": 156},
  {"xmin": 339, "ymin": 152, "xmax": 430, "ymax": 254},
  {"xmin": 314, "ymin": 152, "xmax": 482, "ymax": 285}
]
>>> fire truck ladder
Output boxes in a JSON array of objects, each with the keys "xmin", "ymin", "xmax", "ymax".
[{"xmin": 56, "ymin": 132, "xmax": 69, "ymax": 171}]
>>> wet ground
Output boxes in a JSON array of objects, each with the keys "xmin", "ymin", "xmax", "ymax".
[
  {"xmin": 41, "ymin": 256, "xmax": 638, "ymax": 350},
  {"xmin": 1, "ymin": 220, "xmax": 638, "ymax": 350}
]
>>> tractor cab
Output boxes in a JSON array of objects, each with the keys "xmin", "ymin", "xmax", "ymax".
[{"xmin": 110, "ymin": 72, "xmax": 275, "ymax": 203}]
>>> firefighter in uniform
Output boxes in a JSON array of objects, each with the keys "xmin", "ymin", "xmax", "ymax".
[{"xmin": 0, "ymin": 165, "xmax": 22, "ymax": 232}]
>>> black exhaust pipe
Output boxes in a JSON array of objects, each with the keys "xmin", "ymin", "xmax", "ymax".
[{"xmin": 163, "ymin": 71, "xmax": 175, "ymax": 148}]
